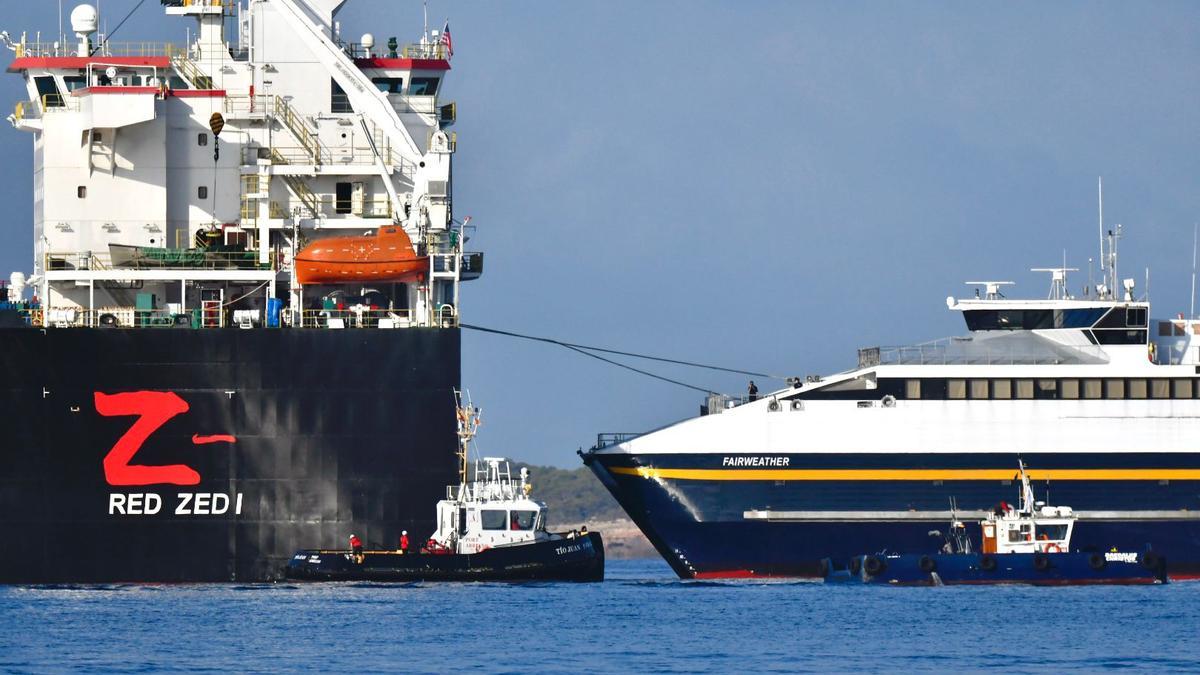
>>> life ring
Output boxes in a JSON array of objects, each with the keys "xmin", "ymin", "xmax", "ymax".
[
  {"xmin": 979, "ymin": 555, "xmax": 997, "ymax": 572},
  {"xmin": 918, "ymin": 555, "xmax": 936, "ymax": 573},
  {"xmin": 1044, "ymin": 543, "xmax": 1063, "ymax": 554},
  {"xmin": 1088, "ymin": 552, "xmax": 1106, "ymax": 570},
  {"xmin": 1033, "ymin": 554, "xmax": 1051, "ymax": 571},
  {"xmin": 863, "ymin": 555, "xmax": 886, "ymax": 576}
]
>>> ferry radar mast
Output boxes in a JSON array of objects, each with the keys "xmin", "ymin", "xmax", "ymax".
[{"xmin": 964, "ymin": 281, "xmax": 1014, "ymax": 300}]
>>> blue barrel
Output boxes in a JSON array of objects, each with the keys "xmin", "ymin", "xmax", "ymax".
[{"xmin": 266, "ymin": 298, "xmax": 283, "ymax": 328}]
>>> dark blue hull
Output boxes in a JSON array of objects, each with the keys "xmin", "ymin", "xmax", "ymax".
[
  {"xmin": 582, "ymin": 451, "xmax": 1200, "ymax": 580},
  {"xmin": 825, "ymin": 551, "xmax": 1167, "ymax": 586}
]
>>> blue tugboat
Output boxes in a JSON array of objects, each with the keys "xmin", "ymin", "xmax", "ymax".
[
  {"xmin": 287, "ymin": 396, "xmax": 604, "ymax": 582},
  {"xmin": 825, "ymin": 461, "xmax": 1167, "ymax": 586}
]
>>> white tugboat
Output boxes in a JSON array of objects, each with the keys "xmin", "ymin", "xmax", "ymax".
[
  {"xmin": 827, "ymin": 460, "xmax": 1167, "ymax": 585},
  {"xmin": 287, "ymin": 394, "xmax": 604, "ymax": 582}
]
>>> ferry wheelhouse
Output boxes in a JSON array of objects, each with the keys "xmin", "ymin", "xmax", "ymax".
[{"xmin": 585, "ymin": 248, "xmax": 1200, "ymax": 580}]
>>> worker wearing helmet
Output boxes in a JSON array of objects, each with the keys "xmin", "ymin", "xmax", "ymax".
[{"xmin": 400, "ymin": 530, "xmax": 410, "ymax": 554}]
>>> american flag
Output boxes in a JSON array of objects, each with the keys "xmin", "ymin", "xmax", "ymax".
[{"xmin": 441, "ymin": 21, "xmax": 453, "ymax": 57}]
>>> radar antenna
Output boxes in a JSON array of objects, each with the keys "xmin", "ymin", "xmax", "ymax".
[
  {"xmin": 964, "ymin": 281, "xmax": 1014, "ymax": 300},
  {"xmin": 1030, "ymin": 266, "xmax": 1078, "ymax": 300}
]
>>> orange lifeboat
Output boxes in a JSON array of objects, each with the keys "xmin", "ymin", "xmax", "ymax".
[{"xmin": 294, "ymin": 226, "xmax": 427, "ymax": 285}]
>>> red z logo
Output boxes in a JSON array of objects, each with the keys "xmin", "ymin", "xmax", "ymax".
[{"xmin": 95, "ymin": 391, "xmax": 234, "ymax": 486}]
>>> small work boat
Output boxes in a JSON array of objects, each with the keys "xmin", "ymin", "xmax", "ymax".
[
  {"xmin": 294, "ymin": 226, "xmax": 428, "ymax": 285},
  {"xmin": 286, "ymin": 395, "xmax": 604, "ymax": 582},
  {"xmin": 824, "ymin": 461, "xmax": 1167, "ymax": 586}
]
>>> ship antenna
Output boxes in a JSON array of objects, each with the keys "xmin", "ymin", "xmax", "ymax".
[
  {"xmin": 1098, "ymin": 177, "xmax": 1105, "ymax": 289},
  {"xmin": 1191, "ymin": 223, "xmax": 1197, "ymax": 319}
]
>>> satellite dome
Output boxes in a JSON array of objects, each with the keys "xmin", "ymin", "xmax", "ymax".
[
  {"xmin": 70, "ymin": 5, "xmax": 98, "ymax": 35},
  {"xmin": 361, "ymin": 33, "xmax": 375, "ymax": 49}
]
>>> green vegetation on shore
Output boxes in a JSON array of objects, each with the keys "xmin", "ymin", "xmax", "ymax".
[{"xmin": 511, "ymin": 463, "xmax": 627, "ymax": 526}]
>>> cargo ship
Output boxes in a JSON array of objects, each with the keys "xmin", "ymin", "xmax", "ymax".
[
  {"xmin": 584, "ymin": 230, "xmax": 1200, "ymax": 581},
  {"xmin": 0, "ymin": 0, "xmax": 479, "ymax": 582}
]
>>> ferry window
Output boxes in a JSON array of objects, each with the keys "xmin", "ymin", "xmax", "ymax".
[
  {"xmin": 408, "ymin": 77, "xmax": 440, "ymax": 96},
  {"xmin": 1059, "ymin": 307, "xmax": 1107, "ymax": 328},
  {"xmin": 1035, "ymin": 380, "xmax": 1057, "ymax": 399},
  {"xmin": 372, "ymin": 77, "xmax": 404, "ymax": 94},
  {"xmin": 1036, "ymin": 524, "xmax": 1068, "ymax": 540},
  {"xmin": 905, "ymin": 380, "xmax": 921, "ymax": 400},
  {"xmin": 1151, "ymin": 379, "xmax": 1170, "ymax": 399},
  {"xmin": 77, "ymin": 186, "xmax": 87, "ymax": 199},
  {"xmin": 1060, "ymin": 379, "xmax": 1079, "ymax": 399},
  {"xmin": 991, "ymin": 380, "xmax": 1011, "ymax": 400},
  {"xmin": 1128, "ymin": 379, "xmax": 1147, "ymax": 399},
  {"xmin": 1093, "ymin": 329, "xmax": 1147, "ymax": 345},
  {"xmin": 35, "ymin": 76, "xmax": 63, "ymax": 107},
  {"xmin": 481, "ymin": 509, "xmax": 507, "ymax": 530},
  {"xmin": 198, "ymin": 186, "xmax": 208, "ymax": 200},
  {"xmin": 198, "ymin": 133, "xmax": 208, "ymax": 147},
  {"xmin": 335, "ymin": 182, "xmax": 353, "ymax": 214},
  {"xmin": 969, "ymin": 379, "xmax": 989, "ymax": 399},
  {"xmin": 510, "ymin": 510, "xmax": 536, "ymax": 531},
  {"xmin": 1015, "ymin": 380, "xmax": 1034, "ymax": 399},
  {"xmin": 1173, "ymin": 379, "xmax": 1193, "ymax": 399},
  {"xmin": 948, "ymin": 380, "xmax": 966, "ymax": 400},
  {"xmin": 1083, "ymin": 379, "xmax": 1102, "ymax": 399},
  {"xmin": 1158, "ymin": 322, "xmax": 1174, "ymax": 337},
  {"xmin": 1127, "ymin": 308, "xmax": 1148, "ymax": 328},
  {"xmin": 63, "ymin": 75, "xmax": 86, "ymax": 92},
  {"xmin": 1105, "ymin": 379, "xmax": 1125, "ymax": 399}
]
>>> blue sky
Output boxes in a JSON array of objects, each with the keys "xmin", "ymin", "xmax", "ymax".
[{"xmin": 2, "ymin": 1, "xmax": 1199, "ymax": 466}]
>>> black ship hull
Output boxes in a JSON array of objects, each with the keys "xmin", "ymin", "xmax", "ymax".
[
  {"xmin": 0, "ymin": 326, "xmax": 460, "ymax": 582},
  {"xmin": 285, "ymin": 532, "xmax": 605, "ymax": 582}
]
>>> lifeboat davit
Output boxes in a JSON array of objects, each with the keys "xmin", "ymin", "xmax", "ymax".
[{"xmin": 294, "ymin": 226, "xmax": 427, "ymax": 285}]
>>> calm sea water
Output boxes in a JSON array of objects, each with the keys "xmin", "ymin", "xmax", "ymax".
[{"xmin": 2, "ymin": 558, "xmax": 1198, "ymax": 673}]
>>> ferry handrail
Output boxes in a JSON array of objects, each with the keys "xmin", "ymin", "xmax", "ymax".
[
  {"xmin": 858, "ymin": 336, "xmax": 1110, "ymax": 367},
  {"xmin": 596, "ymin": 432, "xmax": 641, "ymax": 448}
]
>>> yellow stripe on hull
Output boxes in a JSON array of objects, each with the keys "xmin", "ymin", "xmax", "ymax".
[{"xmin": 607, "ymin": 467, "xmax": 1200, "ymax": 481}]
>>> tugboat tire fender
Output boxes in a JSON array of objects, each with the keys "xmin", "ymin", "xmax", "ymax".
[
  {"xmin": 1088, "ymin": 552, "xmax": 1106, "ymax": 570},
  {"xmin": 1033, "ymin": 553, "xmax": 1051, "ymax": 571},
  {"xmin": 1141, "ymin": 551, "xmax": 1164, "ymax": 571},
  {"xmin": 863, "ymin": 555, "xmax": 886, "ymax": 576},
  {"xmin": 980, "ymin": 555, "xmax": 997, "ymax": 571},
  {"xmin": 849, "ymin": 557, "xmax": 862, "ymax": 575},
  {"xmin": 918, "ymin": 555, "xmax": 936, "ymax": 573}
]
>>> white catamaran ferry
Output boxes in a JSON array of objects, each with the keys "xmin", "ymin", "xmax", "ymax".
[{"xmin": 584, "ymin": 228, "xmax": 1200, "ymax": 580}]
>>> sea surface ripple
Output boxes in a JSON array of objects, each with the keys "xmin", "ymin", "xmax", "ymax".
[{"xmin": 1, "ymin": 559, "xmax": 1198, "ymax": 673}]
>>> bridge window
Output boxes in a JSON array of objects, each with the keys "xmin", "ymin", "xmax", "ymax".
[
  {"xmin": 1105, "ymin": 379, "xmax": 1124, "ymax": 399},
  {"xmin": 510, "ymin": 510, "xmax": 536, "ymax": 531},
  {"xmin": 481, "ymin": 509, "xmax": 506, "ymax": 530},
  {"xmin": 408, "ymin": 77, "xmax": 440, "ymax": 96},
  {"xmin": 992, "ymin": 379, "xmax": 1012, "ymax": 399},
  {"xmin": 948, "ymin": 380, "xmax": 966, "ymax": 399},
  {"xmin": 964, "ymin": 309, "xmax": 1053, "ymax": 331},
  {"xmin": 1083, "ymin": 379, "xmax": 1102, "ymax": 399},
  {"xmin": 1035, "ymin": 523, "xmax": 1068, "ymax": 540},
  {"xmin": 1151, "ymin": 379, "xmax": 1170, "ymax": 399},
  {"xmin": 905, "ymin": 380, "xmax": 921, "ymax": 399},
  {"xmin": 372, "ymin": 77, "xmax": 404, "ymax": 94},
  {"xmin": 35, "ymin": 76, "xmax": 63, "ymax": 107},
  {"xmin": 1015, "ymin": 380, "xmax": 1034, "ymax": 399},
  {"xmin": 457, "ymin": 507, "xmax": 467, "ymax": 535}
]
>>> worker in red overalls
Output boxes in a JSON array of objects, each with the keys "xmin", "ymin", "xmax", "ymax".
[
  {"xmin": 349, "ymin": 533, "xmax": 364, "ymax": 563},
  {"xmin": 400, "ymin": 530, "xmax": 410, "ymax": 554}
]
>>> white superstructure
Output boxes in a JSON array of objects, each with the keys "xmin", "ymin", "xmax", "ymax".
[{"xmin": 5, "ymin": 0, "xmax": 473, "ymax": 328}]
